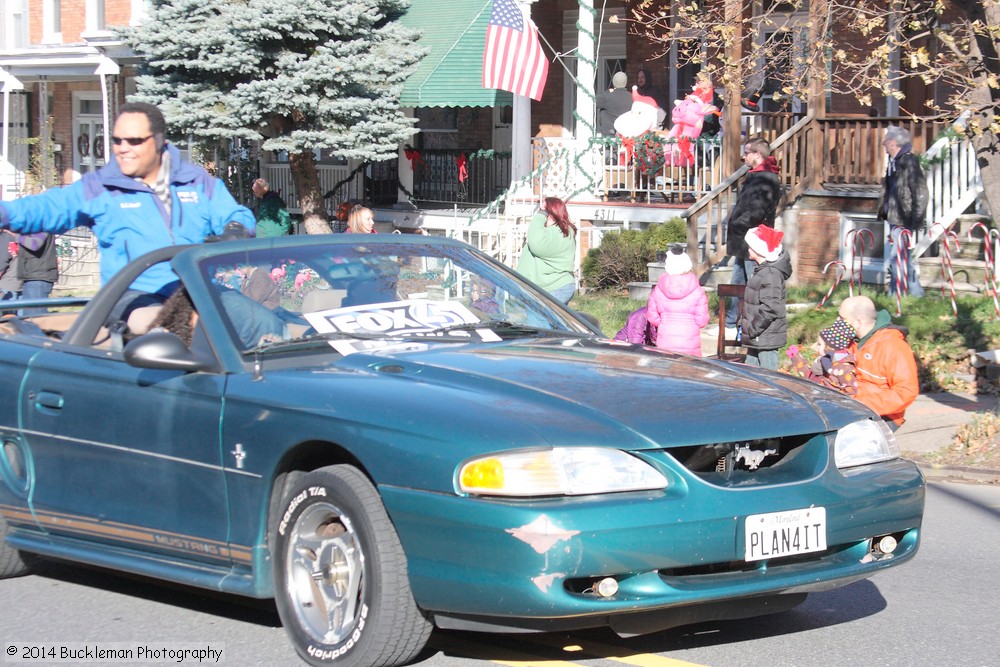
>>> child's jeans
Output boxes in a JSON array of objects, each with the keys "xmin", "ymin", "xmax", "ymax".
[{"xmin": 745, "ymin": 348, "xmax": 778, "ymax": 370}]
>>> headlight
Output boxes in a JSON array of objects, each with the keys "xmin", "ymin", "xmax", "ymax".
[
  {"xmin": 458, "ymin": 447, "xmax": 668, "ymax": 497},
  {"xmin": 834, "ymin": 419, "xmax": 900, "ymax": 468}
]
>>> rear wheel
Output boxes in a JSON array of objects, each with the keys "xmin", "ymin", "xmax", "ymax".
[
  {"xmin": 272, "ymin": 465, "xmax": 431, "ymax": 667},
  {"xmin": 0, "ymin": 513, "xmax": 31, "ymax": 578}
]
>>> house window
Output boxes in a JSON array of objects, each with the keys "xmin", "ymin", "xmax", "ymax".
[
  {"xmin": 43, "ymin": 0, "xmax": 62, "ymax": 43},
  {"xmin": 2, "ymin": 0, "xmax": 24, "ymax": 49},
  {"xmin": 416, "ymin": 108, "xmax": 459, "ymax": 132},
  {"xmin": 86, "ymin": 0, "xmax": 106, "ymax": 32},
  {"xmin": 130, "ymin": 0, "xmax": 151, "ymax": 26}
]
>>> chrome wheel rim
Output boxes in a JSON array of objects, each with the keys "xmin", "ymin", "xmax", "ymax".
[{"xmin": 285, "ymin": 502, "xmax": 364, "ymax": 644}]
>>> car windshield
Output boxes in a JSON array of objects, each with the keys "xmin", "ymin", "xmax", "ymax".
[{"xmin": 195, "ymin": 238, "xmax": 592, "ymax": 354}]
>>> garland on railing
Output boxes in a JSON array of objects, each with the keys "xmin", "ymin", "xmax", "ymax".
[
  {"xmin": 918, "ymin": 125, "xmax": 963, "ymax": 169},
  {"xmin": 322, "ymin": 162, "xmax": 367, "ymax": 200}
]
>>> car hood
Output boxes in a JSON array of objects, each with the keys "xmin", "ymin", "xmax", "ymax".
[{"xmin": 326, "ymin": 337, "xmax": 873, "ymax": 451}]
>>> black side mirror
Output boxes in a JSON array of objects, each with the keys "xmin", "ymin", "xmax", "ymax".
[{"xmin": 124, "ymin": 331, "xmax": 211, "ymax": 372}]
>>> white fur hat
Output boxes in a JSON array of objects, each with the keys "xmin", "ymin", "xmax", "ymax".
[
  {"xmin": 745, "ymin": 225, "xmax": 784, "ymax": 262},
  {"xmin": 663, "ymin": 246, "xmax": 693, "ymax": 275}
]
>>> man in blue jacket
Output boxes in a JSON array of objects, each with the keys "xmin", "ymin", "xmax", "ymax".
[{"xmin": 0, "ymin": 102, "xmax": 254, "ymax": 323}]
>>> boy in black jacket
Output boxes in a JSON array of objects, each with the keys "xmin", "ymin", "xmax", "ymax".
[{"xmin": 741, "ymin": 225, "xmax": 792, "ymax": 369}]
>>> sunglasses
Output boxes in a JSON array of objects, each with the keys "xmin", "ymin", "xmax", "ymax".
[{"xmin": 111, "ymin": 135, "xmax": 154, "ymax": 147}]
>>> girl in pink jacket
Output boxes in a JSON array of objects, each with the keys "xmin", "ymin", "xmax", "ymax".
[{"xmin": 645, "ymin": 245, "xmax": 709, "ymax": 356}]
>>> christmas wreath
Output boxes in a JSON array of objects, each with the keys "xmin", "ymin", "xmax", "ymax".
[{"xmin": 634, "ymin": 132, "xmax": 667, "ymax": 175}]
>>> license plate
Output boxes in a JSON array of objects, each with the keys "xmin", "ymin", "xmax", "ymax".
[{"xmin": 744, "ymin": 507, "xmax": 827, "ymax": 562}]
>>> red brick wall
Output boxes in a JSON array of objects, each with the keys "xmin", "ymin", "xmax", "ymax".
[
  {"xmin": 61, "ymin": 0, "xmax": 85, "ymax": 42},
  {"xmin": 531, "ymin": 2, "xmax": 567, "ymax": 134},
  {"xmin": 27, "ymin": 0, "xmax": 134, "ymax": 46},
  {"xmin": 795, "ymin": 209, "xmax": 842, "ymax": 284},
  {"xmin": 105, "ymin": 0, "xmax": 132, "ymax": 28},
  {"xmin": 28, "ymin": 1, "xmax": 42, "ymax": 44}
]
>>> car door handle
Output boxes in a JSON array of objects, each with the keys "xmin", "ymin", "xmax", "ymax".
[{"xmin": 34, "ymin": 391, "xmax": 65, "ymax": 411}]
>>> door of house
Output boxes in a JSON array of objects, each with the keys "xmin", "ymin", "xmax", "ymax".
[
  {"xmin": 561, "ymin": 7, "xmax": 626, "ymax": 134},
  {"xmin": 72, "ymin": 95, "xmax": 106, "ymax": 180}
]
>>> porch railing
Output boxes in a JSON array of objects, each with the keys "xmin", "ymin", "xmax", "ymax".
[
  {"xmin": 816, "ymin": 116, "xmax": 947, "ymax": 186},
  {"xmin": 682, "ymin": 114, "xmax": 816, "ymax": 270},
  {"xmin": 409, "ymin": 149, "xmax": 511, "ymax": 207},
  {"xmin": 913, "ymin": 119, "xmax": 985, "ymax": 257},
  {"xmin": 263, "ymin": 163, "xmax": 365, "ymax": 213},
  {"xmin": 681, "ymin": 114, "xmax": 966, "ymax": 271},
  {"xmin": 532, "ymin": 135, "xmax": 723, "ymax": 203}
]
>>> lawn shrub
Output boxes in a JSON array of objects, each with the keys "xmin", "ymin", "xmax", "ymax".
[{"xmin": 581, "ymin": 218, "xmax": 686, "ymax": 290}]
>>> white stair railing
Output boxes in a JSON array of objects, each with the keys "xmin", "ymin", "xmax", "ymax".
[{"xmin": 912, "ymin": 116, "xmax": 984, "ymax": 258}]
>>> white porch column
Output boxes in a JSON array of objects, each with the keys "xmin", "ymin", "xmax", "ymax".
[
  {"xmin": 508, "ymin": 0, "xmax": 539, "ymax": 205},
  {"xmin": 573, "ymin": 1, "xmax": 596, "ymax": 198},
  {"xmin": 574, "ymin": 3, "xmax": 595, "ymax": 145},
  {"xmin": 95, "ymin": 57, "xmax": 120, "ymax": 163},
  {"xmin": 1, "ymin": 69, "xmax": 24, "ymax": 201},
  {"xmin": 512, "ymin": 96, "xmax": 531, "ymax": 185}
]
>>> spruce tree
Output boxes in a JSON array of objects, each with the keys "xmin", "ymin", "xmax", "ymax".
[{"xmin": 120, "ymin": 0, "xmax": 424, "ymax": 233}]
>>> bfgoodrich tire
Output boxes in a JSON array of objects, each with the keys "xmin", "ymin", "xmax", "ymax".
[{"xmin": 273, "ymin": 465, "xmax": 432, "ymax": 667}]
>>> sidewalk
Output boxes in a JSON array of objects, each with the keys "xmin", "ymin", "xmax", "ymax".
[{"xmin": 895, "ymin": 392, "xmax": 1000, "ymax": 484}]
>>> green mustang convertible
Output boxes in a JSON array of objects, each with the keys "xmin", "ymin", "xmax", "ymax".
[{"xmin": 0, "ymin": 234, "xmax": 924, "ymax": 667}]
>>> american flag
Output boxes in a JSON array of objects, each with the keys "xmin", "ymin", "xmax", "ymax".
[{"xmin": 482, "ymin": 0, "xmax": 549, "ymax": 101}]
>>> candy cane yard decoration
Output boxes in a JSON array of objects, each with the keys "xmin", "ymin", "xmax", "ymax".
[
  {"xmin": 968, "ymin": 222, "xmax": 1000, "ymax": 319},
  {"xmin": 892, "ymin": 228, "xmax": 913, "ymax": 316},
  {"xmin": 931, "ymin": 222, "xmax": 960, "ymax": 317},
  {"xmin": 818, "ymin": 260, "xmax": 847, "ymax": 309},
  {"xmin": 844, "ymin": 228, "xmax": 875, "ymax": 296}
]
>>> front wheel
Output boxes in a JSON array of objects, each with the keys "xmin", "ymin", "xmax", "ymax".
[{"xmin": 272, "ymin": 465, "xmax": 431, "ymax": 667}]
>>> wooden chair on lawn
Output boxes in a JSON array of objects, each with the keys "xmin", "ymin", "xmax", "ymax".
[{"xmin": 715, "ymin": 283, "xmax": 746, "ymax": 362}]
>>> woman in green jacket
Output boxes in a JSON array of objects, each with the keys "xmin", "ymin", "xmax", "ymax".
[{"xmin": 516, "ymin": 196, "xmax": 577, "ymax": 304}]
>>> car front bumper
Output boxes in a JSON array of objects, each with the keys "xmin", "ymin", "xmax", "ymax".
[{"xmin": 380, "ymin": 457, "xmax": 924, "ymax": 633}]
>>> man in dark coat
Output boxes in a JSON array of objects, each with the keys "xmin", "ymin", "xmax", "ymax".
[
  {"xmin": 597, "ymin": 72, "xmax": 633, "ymax": 136},
  {"xmin": 723, "ymin": 137, "xmax": 782, "ymax": 329},
  {"xmin": 15, "ymin": 232, "xmax": 57, "ymax": 316},
  {"xmin": 879, "ymin": 126, "xmax": 928, "ymax": 297},
  {"xmin": 636, "ymin": 67, "xmax": 669, "ymax": 128},
  {"xmin": 252, "ymin": 178, "xmax": 292, "ymax": 237}
]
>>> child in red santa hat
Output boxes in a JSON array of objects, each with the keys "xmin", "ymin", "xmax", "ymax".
[{"xmin": 740, "ymin": 225, "xmax": 792, "ymax": 369}]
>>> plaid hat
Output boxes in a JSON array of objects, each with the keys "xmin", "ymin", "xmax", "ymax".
[{"xmin": 819, "ymin": 317, "xmax": 856, "ymax": 351}]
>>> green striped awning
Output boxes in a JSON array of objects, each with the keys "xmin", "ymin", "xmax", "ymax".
[{"xmin": 399, "ymin": 0, "xmax": 512, "ymax": 108}]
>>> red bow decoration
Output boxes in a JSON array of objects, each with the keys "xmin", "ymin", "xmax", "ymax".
[
  {"xmin": 404, "ymin": 147, "xmax": 424, "ymax": 172},
  {"xmin": 677, "ymin": 136, "xmax": 692, "ymax": 164},
  {"xmin": 619, "ymin": 135, "xmax": 636, "ymax": 164},
  {"xmin": 456, "ymin": 153, "xmax": 468, "ymax": 183}
]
